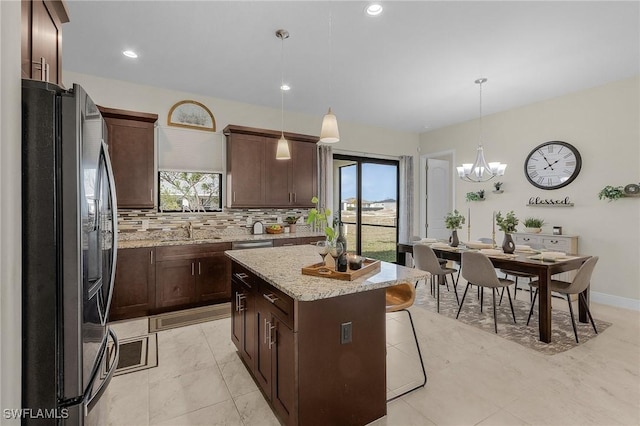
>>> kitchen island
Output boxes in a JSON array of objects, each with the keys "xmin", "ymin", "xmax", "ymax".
[{"xmin": 226, "ymin": 245, "xmax": 429, "ymax": 426}]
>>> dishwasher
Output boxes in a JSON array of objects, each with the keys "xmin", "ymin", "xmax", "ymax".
[{"xmin": 231, "ymin": 240, "xmax": 274, "ymax": 250}]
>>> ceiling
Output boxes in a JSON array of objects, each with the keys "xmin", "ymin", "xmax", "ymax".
[{"xmin": 62, "ymin": 1, "xmax": 640, "ymax": 133}]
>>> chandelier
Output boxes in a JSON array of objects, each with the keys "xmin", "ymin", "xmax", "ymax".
[{"xmin": 456, "ymin": 78, "xmax": 506, "ymax": 182}]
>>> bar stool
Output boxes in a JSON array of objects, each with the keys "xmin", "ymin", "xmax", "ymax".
[{"xmin": 385, "ymin": 283, "xmax": 427, "ymax": 402}]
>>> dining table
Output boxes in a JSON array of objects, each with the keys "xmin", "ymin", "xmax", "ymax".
[{"xmin": 397, "ymin": 241, "xmax": 592, "ymax": 343}]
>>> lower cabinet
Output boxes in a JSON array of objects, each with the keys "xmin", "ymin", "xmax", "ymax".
[
  {"xmin": 231, "ymin": 270, "xmax": 256, "ymax": 367},
  {"xmin": 156, "ymin": 243, "xmax": 232, "ymax": 310},
  {"xmin": 110, "ymin": 247, "xmax": 156, "ymax": 321}
]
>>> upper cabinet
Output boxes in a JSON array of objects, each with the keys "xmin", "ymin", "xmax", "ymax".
[
  {"xmin": 99, "ymin": 106, "xmax": 158, "ymax": 209},
  {"xmin": 225, "ymin": 125, "xmax": 318, "ymax": 209},
  {"xmin": 21, "ymin": 0, "xmax": 70, "ymax": 85}
]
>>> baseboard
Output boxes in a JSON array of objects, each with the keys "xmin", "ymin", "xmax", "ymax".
[{"xmin": 591, "ymin": 291, "xmax": 640, "ymax": 311}]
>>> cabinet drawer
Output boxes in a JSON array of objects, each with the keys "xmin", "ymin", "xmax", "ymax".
[
  {"xmin": 541, "ymin": 237, "xmax": 570, "ymax": 251},
  {"xmin": 514, "ymin": 235, "xmax": 541, "ymax": 245},
  {"xmin": 232, "ymin": 262, "xmax": 260, "ymax": 290},
  {"xmin": 260, "ymin": 282, "xmax": 294, "ymax": 329},
  {"xmin": 157, "ymin": 242, "xmax": 231, "ymax": 261}
]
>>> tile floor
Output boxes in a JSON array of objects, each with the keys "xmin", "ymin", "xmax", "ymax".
[{"xmin": 105, "ymin": 286, "xmax": 640, "ymax": 426}]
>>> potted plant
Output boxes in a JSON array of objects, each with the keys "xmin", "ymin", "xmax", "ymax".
[
  {"xmin": 465, "ymin": 190, "xmax": 485, "ymax": 202},
  {"xmin": 285, "ymin": 216, "xmax": 300, "ymax": 233},
  {"xmin": 444, "ymin": 209, "xmax": 466, "ymax": 247},
  {"xmin": 495, "ymin": 210, "xmax": 519, "ymax": 253},
  {"xmin": 598, "ymin": 185, "xmax": 625, "ymax": 202},
  {"xmin": 523, "ymin": 217, "xmax": 544, "ymax": 233},
  {"xmin": 492, "ymin": 181, "xmax": 504, "ymax": 193}
]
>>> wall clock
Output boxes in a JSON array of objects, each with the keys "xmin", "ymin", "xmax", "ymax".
[{"xmin": 524, "ymin": 141, "xmax": 582, "ymax": 190}]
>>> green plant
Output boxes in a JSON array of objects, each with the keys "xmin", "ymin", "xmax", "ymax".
[
  {"xmin": 285, "ymin": 216, "xmax": 300, "ymax": 224},
  {"xmin": 493, "ymin": 181, "xmax": 503, "ymax": 191},
  {"xmin": 466, "ymin": 190, "xmax": 485, "ymax": 201},
  {"xmin": 598, "ymin": 185, "xmax": 625, "ymax": 202},
  {"xmin": 496, "ymin": 210, "xmax": 519, "ymax": 233},
  {"xmin": 523, "ymin": 217, "xmax": 545, "ymax": 228},
  {"xmin": 444, "ymin": 210, "xmax": 466, "ymax": 230},
  {"xmin": 306, "ymin": 196, "xmax": 336, "ymax": 241}
]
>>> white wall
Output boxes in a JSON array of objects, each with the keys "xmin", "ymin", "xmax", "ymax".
[
  {"xmin": 63, "ymin": 70, "xmax": 421, "ymax": 226},
  {"xmin": 420, "ymin": 76, "xmax": 640, "ymax": 306},
  {"xmin": 0, "ymin": 0, "xmax": 22, "ymax": 421}
]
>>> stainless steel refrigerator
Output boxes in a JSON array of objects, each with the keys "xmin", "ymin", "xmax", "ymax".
[{"xmin": 22, "ymin": 79, "xmax": 119, "ymax": 425}]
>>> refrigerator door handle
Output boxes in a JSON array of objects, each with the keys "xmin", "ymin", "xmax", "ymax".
[
  {"xmin": 100, "ymin": 140, "xmax": 118, "ymax": 322},
  {"xmin": 84, "ymin": 328, "xmax": 119, "ymax": 415}
]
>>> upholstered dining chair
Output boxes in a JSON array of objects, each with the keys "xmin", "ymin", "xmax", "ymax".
[
  {"xmin": 413, "ymin": 244, "xmax": 459, "ymax": 311},
  {"xmin": 457, "ymin": 251, "xmax": 517, "ymax": 333},
  {"xmin": 385, "ymin": 282, "xmax": 427, "ymax": 402},
  {"xmin": 526, "ymin": 256, "xmax": 599, "ymax": 343}
]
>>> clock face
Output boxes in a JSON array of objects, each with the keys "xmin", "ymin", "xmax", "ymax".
[{"xmin": 524, "ymin": 141, "xmax": 582, "ymax": 190}]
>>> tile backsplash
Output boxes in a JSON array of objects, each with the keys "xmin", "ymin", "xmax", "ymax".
[{"xmin": 118, "ymin": 208, "xmax": 313, "ymax": 241}]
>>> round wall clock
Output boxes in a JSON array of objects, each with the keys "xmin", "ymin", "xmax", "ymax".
[{"xmin": 524, "ymin": 141, "xmax": 582, "ymax": 190}]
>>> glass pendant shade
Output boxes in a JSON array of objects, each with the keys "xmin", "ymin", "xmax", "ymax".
[
  {"xmin": 319, "ymin": 107, "xmax": 340, "ymax": 143},
  {"xmin": 276, "ymin": 135, "xmax": 291, "ymax": 160}
]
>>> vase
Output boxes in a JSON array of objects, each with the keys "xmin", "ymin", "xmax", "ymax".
[
  {"xmin": 288, "ymin": 223, "xmax": 296, "ymax": 233},
  {"xmin": 502, "ymin": 233, "xmax": 515, "ymax": 254},
  {"xmin": 449, "ymin": 229, "xmax": 459, "ymax": 247}
]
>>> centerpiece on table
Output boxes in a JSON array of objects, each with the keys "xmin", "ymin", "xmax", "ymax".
[
  {"xmin": 495, "ymin": 211, "xmax": 519, "ymax": 253},
  {"xmin": 444, "ymin": 209, "xmax": 466, "ymax": 247}
]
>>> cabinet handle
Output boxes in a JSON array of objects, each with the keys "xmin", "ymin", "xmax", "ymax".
[
  {"xmin": 263, "ymin": 293, "xmax": 279, "ymax": 304},
  {"xmin": 550, "ymin": 240, "xmax": 558, "ymax": 244},
  {"xmin": 191, "ymin": 262, "xmax": 195, "ymax": 276},
  {"xmin": 293, "ymin": 192, "xmax": 296, "ymax": 203},
  {"xmin": 264, "ymin": 318, "xmax": 269, "ymax": 344},
  {"xmin": 233, "ymin": 192, "xmax": 236, "ymax": 202},
  {"xmin": 150, "ymin": 188, "xmax": 153, "ymax": 201},
  {"xmin": 150, "ymin": 250, "xmax": 153, "ymax": 264},
  {"xmin": 198, "ymin": 262, "xmax": 201, "ymax": 275},
  {"xmin": 268, "ymin": 322, "xmax": 276, "ymax": 349},
  {"xmin": 237, "ymin": 294, "xmax": 246, "ymax": 312},
  {"xmin": 523, "ymin": 237, "xmax": 530, "ymax": 241}
]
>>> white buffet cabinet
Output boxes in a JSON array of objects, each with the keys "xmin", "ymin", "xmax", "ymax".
[{"xmin": 512, "ymin": 232, "xmax": 579, "ymax": 288}]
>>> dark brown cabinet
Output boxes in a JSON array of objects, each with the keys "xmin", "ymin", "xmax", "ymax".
[
  {"xmin": 110, "ymin": 247, "xmax": 156, "ymax": 321},
  {"xmin": 225, "ymin": 125, "xmax": 317, "ymax": 208},
  {"xmin": 21, "ymin": 0, "xmax": 69, "ymax": 85},
  {"xmin": 155, "ymin": 242, "xmax": 231, "ymax": 310},
  {"xmin": 231, "ymin": 264, "xmax": 257, "ymax": 368},
  {"xmin": 98, "ymin": 107, "xmax": 158, "ymax": 209}
]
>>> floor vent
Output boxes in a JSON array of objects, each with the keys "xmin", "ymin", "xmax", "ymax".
[{"xmin": 148, "ymin": 303, "xmax": 231, "ymax": 333}]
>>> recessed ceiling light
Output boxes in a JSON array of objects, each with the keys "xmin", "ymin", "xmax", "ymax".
[
  {"xmin": 365, "ymin": 3, "xmax": 383, "ymax": 16},
  {"xmin": 122, "ymin": 50, "xmax": 138, "ymax": 58},
  {"xmin": 280, "ymin": 84, "xmax": 290, "ymax": 91}
]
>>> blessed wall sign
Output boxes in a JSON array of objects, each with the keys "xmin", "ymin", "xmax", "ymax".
[{"xmin": 527, "ymin": 196, "xmax": 574, "ymax": 207}]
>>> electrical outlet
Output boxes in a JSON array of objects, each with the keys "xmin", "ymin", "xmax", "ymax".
[
  {"xmin": 276, "ymin": 216, "xmax": 282, "ymax": 224},
  {"xmin": 341, "ymin": 322, "xmax": 352, "ymax": 344}
]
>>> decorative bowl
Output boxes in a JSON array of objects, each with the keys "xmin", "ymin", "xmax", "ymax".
[{"xmin": 265, "ymin": 226, "xmax": 284, "ymax": 234}]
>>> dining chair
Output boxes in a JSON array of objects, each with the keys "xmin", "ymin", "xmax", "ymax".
[
  {"xmin": 413, "ymin": 244, "xmax": 459, "ymax": 311},
  {"xmin": 457, "ymin": 251, "xmax": 517, "ymax": 333},
  {"xmin": 526, "ymin": 256, "xmax": 599, "ymax": 343},
  {"xmin": 385, "ymin": 282, "xmax": 427, "ymax": 401}
]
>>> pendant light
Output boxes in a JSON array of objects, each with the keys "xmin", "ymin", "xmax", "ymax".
[
  {"xmin": 319, "ymin": 8, "xmax": 340, "ymax": 143},
  {"xmin": 456, "ymin": 78, "xmax": 506, "ymax": 182},
  {"xmin": 275, "ymin": 29, "xmax": 291, "ymax": 160}
]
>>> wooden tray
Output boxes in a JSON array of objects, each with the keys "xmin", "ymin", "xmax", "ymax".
[{"xmin": 301, "ymin": 258, "xmax": 381, "ymax": 281}]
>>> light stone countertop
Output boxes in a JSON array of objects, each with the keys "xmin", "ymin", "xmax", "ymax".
[
  {"xmin": 225, "ymin": 245, "xmax": 430, "ymax": 301},
  {"xmin": 118, "ymin": 231, "xmax": 325, "ymax": 249}
]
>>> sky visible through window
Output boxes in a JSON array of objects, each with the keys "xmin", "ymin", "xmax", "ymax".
[{"xmin": 341, "ymin": 163, "xmax": 397, "ymax": 201}]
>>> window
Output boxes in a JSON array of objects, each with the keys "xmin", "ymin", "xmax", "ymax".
[{"xmin": 158, "ymin": 171, "xmax": 222, "ymax": 212}]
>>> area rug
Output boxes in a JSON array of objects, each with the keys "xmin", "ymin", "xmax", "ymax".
[
  {"xmin": 107, "ymin": 333, "xmax": 158, "ymax": 376},
  {"xmin": 149, "ymin": 302, "xmax": 231, "ymax": 333},
  {"xmin": 413, "ymin": 282, "xmax": 611, "ymax": 355}
]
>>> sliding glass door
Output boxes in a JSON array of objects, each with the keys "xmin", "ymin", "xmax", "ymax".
[{"xmin": 334, "ymin": 155, "xmax": 399, "ymax": 263}]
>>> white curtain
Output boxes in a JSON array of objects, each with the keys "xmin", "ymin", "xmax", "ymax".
[
  {"xmin": 399, "ymin": 155, "xmax": 414, "ymax": 245},
  {"xmin": 317, "ymin": 144, "xmax": 334, "ymax": 227}
]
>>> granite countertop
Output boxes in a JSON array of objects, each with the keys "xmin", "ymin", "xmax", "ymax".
[
  {"xmin": 118, "ymin": 231, "xmax": 325, "ymax": 249},
  {"xmin": 225, "ymin": 245, "xmax": 430, "ymax": 301}
]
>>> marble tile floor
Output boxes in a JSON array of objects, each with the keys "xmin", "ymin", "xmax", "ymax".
[{"xmin": 105, "ymin": 292, "xmax": 640, "ymax": 426}]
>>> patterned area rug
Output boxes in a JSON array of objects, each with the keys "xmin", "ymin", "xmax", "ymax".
[{"xmin": 413, "ymin": 282, "xmax": 611, "ymax": 355}]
